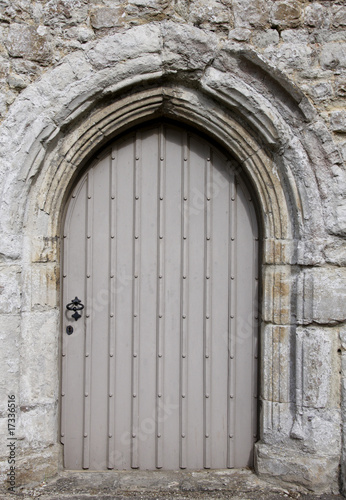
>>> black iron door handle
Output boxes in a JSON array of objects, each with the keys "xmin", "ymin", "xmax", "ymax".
[{"xmin": 66, "ymin": 297, "xmax": 85, "ymax": 321}]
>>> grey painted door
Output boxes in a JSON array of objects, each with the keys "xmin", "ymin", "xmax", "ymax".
[{"xmin": 61, "ymin": 124, "xmax": 259, "ymax": 471}]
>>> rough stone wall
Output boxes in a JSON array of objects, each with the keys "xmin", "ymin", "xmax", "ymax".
[
  {"xmin": 0, "ymin": 0, "xmax": 345, "ymax": 136},
  {"xmin": 0, "ymin": 0, "xmax": 346, "ymax": 496}
]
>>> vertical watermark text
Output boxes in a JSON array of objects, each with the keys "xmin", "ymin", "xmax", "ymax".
[{"xmin": 7, "ymin": 395, "xmax": 16, "ymax": 492}]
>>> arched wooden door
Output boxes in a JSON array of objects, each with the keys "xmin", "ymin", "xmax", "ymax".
[{"xmin": 61, "ymin": 123, "xmax": 259, "ymax": 471}]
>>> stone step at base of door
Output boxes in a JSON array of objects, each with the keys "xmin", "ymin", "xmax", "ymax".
[{"xmin": 0, "ymin": 469, "xmax": 343, "ymax": 500}]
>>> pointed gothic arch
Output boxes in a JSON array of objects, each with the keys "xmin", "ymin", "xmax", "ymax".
[{"xmin": 0, "ymin": 22, "xmax": 340, "ymax": 491}]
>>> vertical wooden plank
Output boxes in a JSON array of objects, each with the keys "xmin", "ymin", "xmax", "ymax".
[
  {"xmin": 62, "ymin": 178, "xmax": 87, "ymax": 469},
  {"xmin": 61, "ymin": 214, "xmax": 70, "ymax": 447},
  {"xmin": 234, "ymin": 181, "xmax": 257, "ymax": 467},
  {"xmin": 252, "ymin": 212, "xmax": 259, "ymax": 444},
  {"xmin": 209, "ymin": 153, "xmax": 229, "ymax": 468},
  {"xmin": 61, "ymin": 193, "xmax": 74, "ymax": 447},
  {"xmin": 83, "ymin": 169, "xmax": 94, "ymax": 469},
  {"xmin": 156, "ymin": 126, "xmax": 165, "ymax": 469},
  {"xmin": 113, "ymin": 135, "xmax": 134, "ymax": 469},
  {"xmin": 137, "ymin": 128, "xmax": 159, "ymax": 469},
  {"xmin": 89, "ymin": 155, "xmax": 111, "ymax": 469},
  {"xmin": 228, "ymin": 169, "xmax": 236, "ymax": 468},
  {"xmin": 162, "ymin": 126, "xmax": 182, "ymax": 469},
  {"xmin": 179, "ymin": 131, "xmax": 189, "ymax": 469},
  {"xmin": 131, "ymin": 133, "xmax": 141, "ymax": 469},
  {"xmin": 186, "ymin": 135, "xmax": 205, "ymax": 469},
  {"xmin": 203, "ymin": 150, "xmax": 212, "ymax": 469},
  {"xmin": 108, "ymin": 147, "xmax": 117, "ymax": 469}
]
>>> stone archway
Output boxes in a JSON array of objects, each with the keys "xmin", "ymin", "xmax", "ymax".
[{"xmin": 0, "ymin": 22, "xmax": 341, "ymax": 492}]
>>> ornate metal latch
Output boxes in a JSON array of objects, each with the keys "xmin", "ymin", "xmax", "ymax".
[{"xmin": 66, "ymin": 297, "xmax": 85, "ymax": 321}]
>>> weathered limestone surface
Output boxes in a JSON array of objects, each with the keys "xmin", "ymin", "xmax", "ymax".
[
  {"xmin": 5, "ymin": 23, "xmax": 52, "ymax": 64},
  {"xmin": 90, "ymin": 7, "xmax": 125, "ymax": 29},
  {"xmin": 255, "ymin": 444, "xmax": 340, "ymax": 493},
  {"xmin": 297, "ymin": 267, "xmax": 346, "ymax": 325},
  {"xmin": 0, "ymin": 0, "xmax": 345, "ymax": 496}
]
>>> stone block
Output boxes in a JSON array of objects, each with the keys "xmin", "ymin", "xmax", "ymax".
[
  {"xmin": 281, "ymin": 30, "xmax": 310, "ymax": 46},
  {"xmin": 5, "ymin": 24, "xmax": 51, "ymax": 64},
  {"xmin": 10, "ymin": 59, "xmax": 40, "ymax": 77},
  {"xmin": 332, "ymin": 5, "xmax": 346, "ymax": 28},
  {"xmin": 69, "ymin": 27, "xmax": 94, "ymax": 44},
  {"xmin": 296, "ymin": 327, "xmax": 338, "ymax": 409},
  {"xmin": 189, "ymin": 0, "xmax": 231, "ymax": 30},
  {"xmin": 251, "ymin": 29, "xmax": 280, "ymax": 48},
  {"xmin": 0, "ymin": 95, "xmax": 7, "ymax": 117},
  {"xmin": 0, "ymin": 56, "xmax": 10, "ymax": 81},
  {"xmin": 261, "ymin": 325, "xmax": 291, "ymax": 403},
  {"xmin": 20, "ymin": 311, "xmax": 59, "ymax": 405},
  {"xmin": 12, "ymin": 445, "xmax": 59, "ymax": 489},
  {"xmin": 162, "ymin": 22, "xmax": 218, "ymax": 72},
  {"xmin": 31, "ymin": 235, "xmax": 59, "ymax": 265},
  {"xmin": 330, "ymin": 110, "xmax": 346, "ymax": 133},
  {"xmin": 228, "ymin": 29, "xmax": 251, "ymax": 42},
  {"xmin": 297, "ymin": 267, "xmax": 346, "ymax": 325},
  {"xmin": 0, "ymin": 265, "xmax": 21, "ymax": 314},
  {"xmin": 263, "ymin": 239, "xmax": 294, "ymax": 265},
  {"xmin": 336, "ymin": 79, "xmax": 346, "ymax": 97},
  {"xmin": 54, "ymin": 51, "xmax": 93, "ymax": 87},
  {"xmin": 302, "ymin": 119, "xmax": 343, "ymax": 182},
  {"xmin": 313, "ymin": 268, "xmax": 346, "ymax": 323},
  {"xmin": 264, "ymin": 41, "xmax": 312, "ymax": 72},
  {"xmin": 260, "ymin": 401, "xmax": 294, "ymax": 444},
  {"xmin": 43, "ymin": 0, "xmax": 89, "ymax": 27},
  {"xmin": 4, "ymin": 90, "xmax": 15, "ymax": 106},
  {"xmin": 32, "ymin": 2, "xmax": 44, "ymax": 24},
  {"xmin": 90, "ymin": 7, "xmax": 125, "ymax": 29},
  {"xmin": 29, "ymin": 263, "xmax": 58, "ymax": 312},
  {"xmin": 335, "ymin": 202, "xmax": 346, "ymax": 237},
  {"xmin": 255, "ymin": 443, "xmax": 339, "ymax": 493},
  {"xmin": 309, "ymin": 82, "xmax": 333, "ymax": 101},
  {"xmin": 36, "ymin": 61, "xmax": 76, "ymax": 95},
  {"xmin": 270, "ymin": 1, "xmax": 302, "ymax": 30},
  {"xmin": 126, "ymin": 0, "xmax": 170, "ymax": 20},
  {"xmin": 173, "ymin": 0, "xmax": 189, "ymax": 19},
  {"xmin": 299, "ymin": 408, "xmax": 341, "ymax": 457},
  {"xmin": 86, "ymin": 24, "xmax": 162, "ymax": 70},
  {"xmin": 17, "ymin": 403, "xmax": 57, "ymax": 447},
  {"xmin": 324, "ymin": 239, "xmax": 346, "ymax": 266},
  {"xmin": 315, "ymin": 29, "xmax": 346, "ymax": 44},
  {"xmin": 232, "ymin": 0, "xmax": 269, "ymax": 29},
  {"xmin": 0, "ymin": 315, "xmax": 20, "ymax": 408},
  {"xmin": 320, "ymin": 42, "xmax": 346, "ymax": 70},
  {"xmin": 7, "ymin": 73, "xmax": 27, "ymax": 90},
  {"xmin": 262, "ymin": 266, "xmax": 291, "ymax": 325},
  {"xmin": 304, "ymin": 3, "xmax": 328, "ymax": 29}
]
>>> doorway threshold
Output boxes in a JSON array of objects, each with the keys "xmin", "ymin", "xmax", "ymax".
[{"xmin": 7, "ymin": 468, "xmax": 332, "ymax": 500}]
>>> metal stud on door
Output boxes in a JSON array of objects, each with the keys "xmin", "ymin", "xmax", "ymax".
[{"xmin": 61, "ymin": 124, "xmax": 259, "ymax": 470}]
